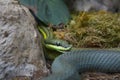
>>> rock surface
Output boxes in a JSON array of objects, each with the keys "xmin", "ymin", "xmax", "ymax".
[
  {"xmin": 65, "ymin": 0, "xmax": 120, "ymax": 12},
  {"xmin": 0, "ymin": 0, "xmax": 49, "ymax": 79}
]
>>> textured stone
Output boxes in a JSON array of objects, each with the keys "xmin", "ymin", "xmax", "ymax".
[
  {"xmin": 65, "ymin": 0, "xmax": 120, "ymax": 12},
  {"xmin": 0, "ymin": 0, "xmax": 49, "ymax": 79}
]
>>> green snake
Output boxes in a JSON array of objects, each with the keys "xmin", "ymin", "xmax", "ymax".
[
  {"xmin": 18, "ymin": 0, "xmax": 120, "ymax": 79},
  {"xmin": 38, "ymin": 26, "xmax": 120, "ymax": 80}
]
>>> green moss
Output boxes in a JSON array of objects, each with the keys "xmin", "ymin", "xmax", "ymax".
[{"xmin": 54, "ymin": 11, "xmax": 120, "ymax": 48}]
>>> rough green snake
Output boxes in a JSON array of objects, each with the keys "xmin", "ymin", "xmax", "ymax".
[{"xmin": 38, "ymin": 26, "xmax": 120, "ymax": 80}]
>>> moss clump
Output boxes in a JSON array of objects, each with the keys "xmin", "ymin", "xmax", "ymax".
[{"xmin": 54, "ymin": 11, "xmax": 120, "ymax": 48}]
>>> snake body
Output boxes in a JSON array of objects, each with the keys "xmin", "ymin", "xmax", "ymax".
[
  {"xmin": 18, "ymin": 0, "xmax": 70, "ymax": 26},
  {"xmin": 42, "ymin": 49, "xmax": 120, "ymax": 80}
]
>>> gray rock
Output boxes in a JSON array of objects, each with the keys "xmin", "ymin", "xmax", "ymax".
[
  {"xmin": 0, "ymin": 0, "xmax": 49, "ymax": 79},
  {"xmin": 65, "ymin": 0, "xmax": 120, "ymax": 12}
]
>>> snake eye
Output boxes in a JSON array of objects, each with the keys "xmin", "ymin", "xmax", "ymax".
[{"xmin": 56, "ymin": 42, "xmax": 61, "ymax": 46}]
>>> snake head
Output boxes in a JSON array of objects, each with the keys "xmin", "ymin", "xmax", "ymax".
[{"xmin": 44, "ymin": 39, "xmax": 72, "ymax": 52}]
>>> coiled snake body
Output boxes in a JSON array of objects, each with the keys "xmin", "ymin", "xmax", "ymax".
[{"xmin": 42, "ymin": 49, "xmax": 120, "ymax": 80}]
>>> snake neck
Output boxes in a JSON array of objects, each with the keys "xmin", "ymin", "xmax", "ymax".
[{"xmin": 38, "ymin": 26, "xmax": 53, "ymax": 40}]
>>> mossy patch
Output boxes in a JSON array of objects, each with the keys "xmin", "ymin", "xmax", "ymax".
[{"xmin": 54, "ymin": 11, "xmax": 120, "ymax": 48}]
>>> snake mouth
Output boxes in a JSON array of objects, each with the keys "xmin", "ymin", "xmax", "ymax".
[
  {"xmin": 45, "ymin": 44, "xmax": 72, "ymax": 52},
  {"xmin": 44, "ymin": 39, "xmax": 73, "ymax": 52}
]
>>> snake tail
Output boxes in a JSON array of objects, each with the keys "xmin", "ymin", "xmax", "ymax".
[{"xmin": 42, "ymin": 49, "xmax": 120, "ymax": 80}]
